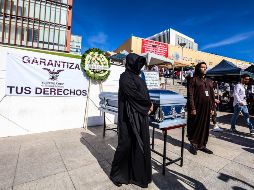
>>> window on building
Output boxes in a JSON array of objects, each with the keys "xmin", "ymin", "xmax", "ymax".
[
  {"xmin": 62, "ymin": 0, "xmax": 68, "ymax": 5},
  {"xmin": 59, "ymin": 29, "xmax": 66, "ymax": 46},
  {"xmin": 16, "ymin": 26, "xmax": 21, "ymax": 45},
  {"xmin": 49, "ymin": 26, "xmax": 54, "ymax": 45},
  {"xmin": 33, "ymin": 29, "xmax": 38, "ymax": 42},
  {"xmin": 23, "ymin": 1, "xmax": 28, "ymax": 17},
  {"xmin": 10, "ymin": 21, "xmax": 15, "ymax": 43},
  {"xmin": 44, "ymin": 26, "xmax": 49, "ymax": 46},
  {"xmin": 54, "ymin": 28, "xmax": 59, "ymax": 45},
  {"xmin": 21, "ymin": 27, "xmax": 27, "ymax": 45},
  {"xmin": 27, "ymin": 28, "xmax": 33, "ymax": 42},
  {"xmin": 60, "ymin": 8, "xmax": 67, "ymax": 25},
  {"xmin": 4, "ymin": 22, "xmax": 9, "ymax": 43},
  {"xmin": 38, "ymin": 27, "xmax": 43, "ymax": 48},
  {"xmin": 55, "ymin": 7, "xmax": 60, "ymax": 24},
  {"xmin": 158, "ymin": 35, "xmax": 161, "ymax": 42},
  {"xmin": 0, "ymin": 0, "xmax": 4, "ymax": 12},
  {"xmin": 38, "ymin": 25, "xmax": 44, "ymax": 43},
  {"xmin": 50, "ymin": 5, "xmax": 56, "ymax": 23},
  {"xmin": 5, "ymin": 0, "xmax": 11, "ymax": 14},
  {"xmin": 35, "ymin": 1, "xmax": 40, "ymax": 19},
  {"xmin": 45, "ymin": 4, "xmax": 50, "ymax": 22},
  {"xmin": 0, "ymin": 22, "xmax": 2, "ymax": 41},
  {"xmin": 29, "ymin": 0, "xmax": 35, "ymax": 18},
  {"xmin": 163, "ymin": 34, "xmax": 166, "ymax": 43},
  {"xmin": 40, "ymin": 3, "xmax": 46, "ymax": 21},
  {"xmin": 11, "ymin": 0, "xmax": 17, "ymax": 15},
  {"xmin": 17, "ymin": 0, "xmax": 23, "ymax": 17}
]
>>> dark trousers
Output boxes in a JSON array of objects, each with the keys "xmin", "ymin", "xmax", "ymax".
[{"xmin": 211, "ymin": 110, "xmax": 217, "ymax": 125}]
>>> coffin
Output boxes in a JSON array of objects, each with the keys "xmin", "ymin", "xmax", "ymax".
[
  {"xmin": 99, "ymin": 92, "xmax": 118, "ymax": 115},
  {"xmin": 99, "ymin": 89, "xmax": 187, "ymax": 128}
]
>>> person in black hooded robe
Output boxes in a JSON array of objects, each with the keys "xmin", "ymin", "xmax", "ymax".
[{"xmin": 110, "ymin": 53, "xmax": 153, "ymax": 188}]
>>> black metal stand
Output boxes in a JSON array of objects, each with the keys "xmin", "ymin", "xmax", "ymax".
[
  {"xmin": 102, "ymin": 112, "xmax": 118, "ymax": 138},
  {"xmin": 150, "ymin": 124, "xmax": 186, "ymax": 175}
]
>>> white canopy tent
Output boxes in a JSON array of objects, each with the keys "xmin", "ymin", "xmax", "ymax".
[{"xmin": 141, "ymin": 52, "xmax": 174, "ymax": 66}]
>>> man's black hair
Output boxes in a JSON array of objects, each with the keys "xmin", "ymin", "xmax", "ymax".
[
  {"xmin": 194, "ymin": 62, "xmax": 207, "ymax": 77},
  {"xmin": 241, "ymin": 74, "xmax": 250, "ymax": 78}
]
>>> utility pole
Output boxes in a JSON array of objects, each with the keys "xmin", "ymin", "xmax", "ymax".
[{"xmin": 179, "ymin": 42, "xmax": 186, "ymax": 85}]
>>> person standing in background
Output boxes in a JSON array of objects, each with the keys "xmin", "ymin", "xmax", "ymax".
[
  {"xmin": 212, "ymin": 81, "xmax": 223, "ymax": 132},
  {"xmin": 160, "ymin": 67, "xmax": 166, "ymax": 89},
  {"xmin": 187, "ymin": 62, "xmax": 215, "ymax": 155},
  {"xmin": 231, "ymin": 74, "xmax": 254, "ymax": 134}
]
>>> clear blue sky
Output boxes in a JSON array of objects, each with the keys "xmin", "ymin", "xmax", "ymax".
[{"xmin": 72, "ymin": 0, "xmax": 254, "ymax": 63}]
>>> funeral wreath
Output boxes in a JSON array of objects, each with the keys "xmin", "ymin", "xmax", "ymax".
[{"xmin": 81, "ymin": 48, "xmax": 110, "ymax": 81}]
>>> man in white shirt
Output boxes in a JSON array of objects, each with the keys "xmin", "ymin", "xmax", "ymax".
[{"xmin": 231, "ymin": 74, "xmax": 254, "ymax": 134}]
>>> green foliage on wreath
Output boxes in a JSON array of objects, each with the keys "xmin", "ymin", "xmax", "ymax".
[{"xmin": 81, "ymin": 48, "xmax": 111, "ymax": 81}]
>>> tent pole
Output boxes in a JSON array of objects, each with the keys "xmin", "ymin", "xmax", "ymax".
[
  {"xmin": 165, "ymin": 67, "xmax": 167, "ymax": 89},
  {"xmin": 181, "ymin": 67, "xmax": 183, "ymax": 85},
  {"xmin": 173, "ymin": 64, "xmax": 175, "ymax": 85},
  {"xmin": 217, "ymin": 82, "xmax": 220, "ymax": 112}
]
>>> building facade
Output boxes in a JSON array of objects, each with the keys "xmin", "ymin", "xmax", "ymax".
[
  {"xmin": 147, "ymin": 28, "xmax": 198, "ymax": 51},
  {"xmin": 0, "ymin": 0, "xmax": 73, "ymax": 52},
  {"xmin": 115, "ymin": 36, "xmax": 251, "ymax": 69},
  {"xmin": 70, "ymin": 34, "xmax": 81, "ymax": 55}
]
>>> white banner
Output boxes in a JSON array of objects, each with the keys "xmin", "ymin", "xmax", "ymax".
[{"xmin": 6, "ymin": 52, "xmax": 89, "ymax": 96}]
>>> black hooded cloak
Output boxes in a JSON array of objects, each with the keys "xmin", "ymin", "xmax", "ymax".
[{"xmin": 110, "ymin": 53, "xmax": 152, "ymax": 188}]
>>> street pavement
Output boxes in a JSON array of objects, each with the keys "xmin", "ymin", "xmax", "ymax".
[{"xmin": 0, "ymin": 111, "xmax": 253, "ymax": 190}]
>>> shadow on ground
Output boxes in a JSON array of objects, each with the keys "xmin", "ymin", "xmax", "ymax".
[
  {"xmin": 210, "ymin": 129, "xmax": 254, "ymax": 153},
  {"xmin": 218, "ymin": 172, "xmax": 254, "ymax": 190},
  {"xmin": 79, "ymin": 128, "xmax": 207, "ymax": 190},
  {"xmin": 216, "ymin": 112, "xmax": 254, "ymax": 127},
  {"xmin": 149, "ymin": 120, "xmax": 254, "ymax": 155},
  {"xmin": 151, "ymin": 159, "xmax": 207, "ymax": 190}
]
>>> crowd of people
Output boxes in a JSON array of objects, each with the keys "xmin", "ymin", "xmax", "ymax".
[{"xmin": 110, "ymin": 55, "xmax": 254, "ymax": 188}]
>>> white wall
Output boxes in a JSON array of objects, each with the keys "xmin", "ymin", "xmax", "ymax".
[
  {"xmin": 0, "ymin": 47, "xmax": 125, "ymax": 137},
  {"xmin": 170, "ymin": 28, "xmax": 195, "ymax": 46}
]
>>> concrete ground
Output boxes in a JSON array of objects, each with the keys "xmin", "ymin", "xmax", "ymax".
[{"xmin": 0, "ymin": 111, "xmax": 254, "ymax": 190}]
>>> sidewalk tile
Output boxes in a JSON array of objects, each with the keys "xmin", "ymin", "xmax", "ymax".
[
  {"xmin": 0, "ymin": 146, "xmax": 19, "ymax": 189},
  {"xmin": 55, "ymin": 138, "xmax": 104, "ymax": 171},
  {"xmin": 13, "ymin": 172, "xmax": 75, "ymax": 190},
  {"xmin": 14, "ymin": 143, "xmax": 66, "ymax": 186},
  {"xmin": 68, "ymin": 162, "xmax": 113, "ymax": 190},
  {"xmin": 233, "ymin": 150, "xmax": 254, "ymax": 169}
]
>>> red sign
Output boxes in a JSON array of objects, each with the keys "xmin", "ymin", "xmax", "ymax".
[{"xmin": 141, "ymin": 39, "xmax": 168, "ymax": 58}]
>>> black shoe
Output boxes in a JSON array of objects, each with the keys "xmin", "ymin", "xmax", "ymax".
[
  {"xmin": 199, "ymin": 147, "xmax": 213, "ymax": 154},
  {"xmin": 189, "ymin": 145, "xmax": 197, "ymax": 155},
  {"xmin": 110, "ymin": 177, "xmax": 122, "ymax": 187},
  {"xmin": 231, "ymin": 128, "xmax": 238, "ymax": 133},
  {"xmin": 112, "ymin": 180, "xmax": 122, "ymax": 187}
]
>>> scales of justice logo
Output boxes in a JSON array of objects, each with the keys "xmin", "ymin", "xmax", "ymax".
[{"xmin": 42, "ymin": 68, "xmax": 64, "ymax": 81}]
